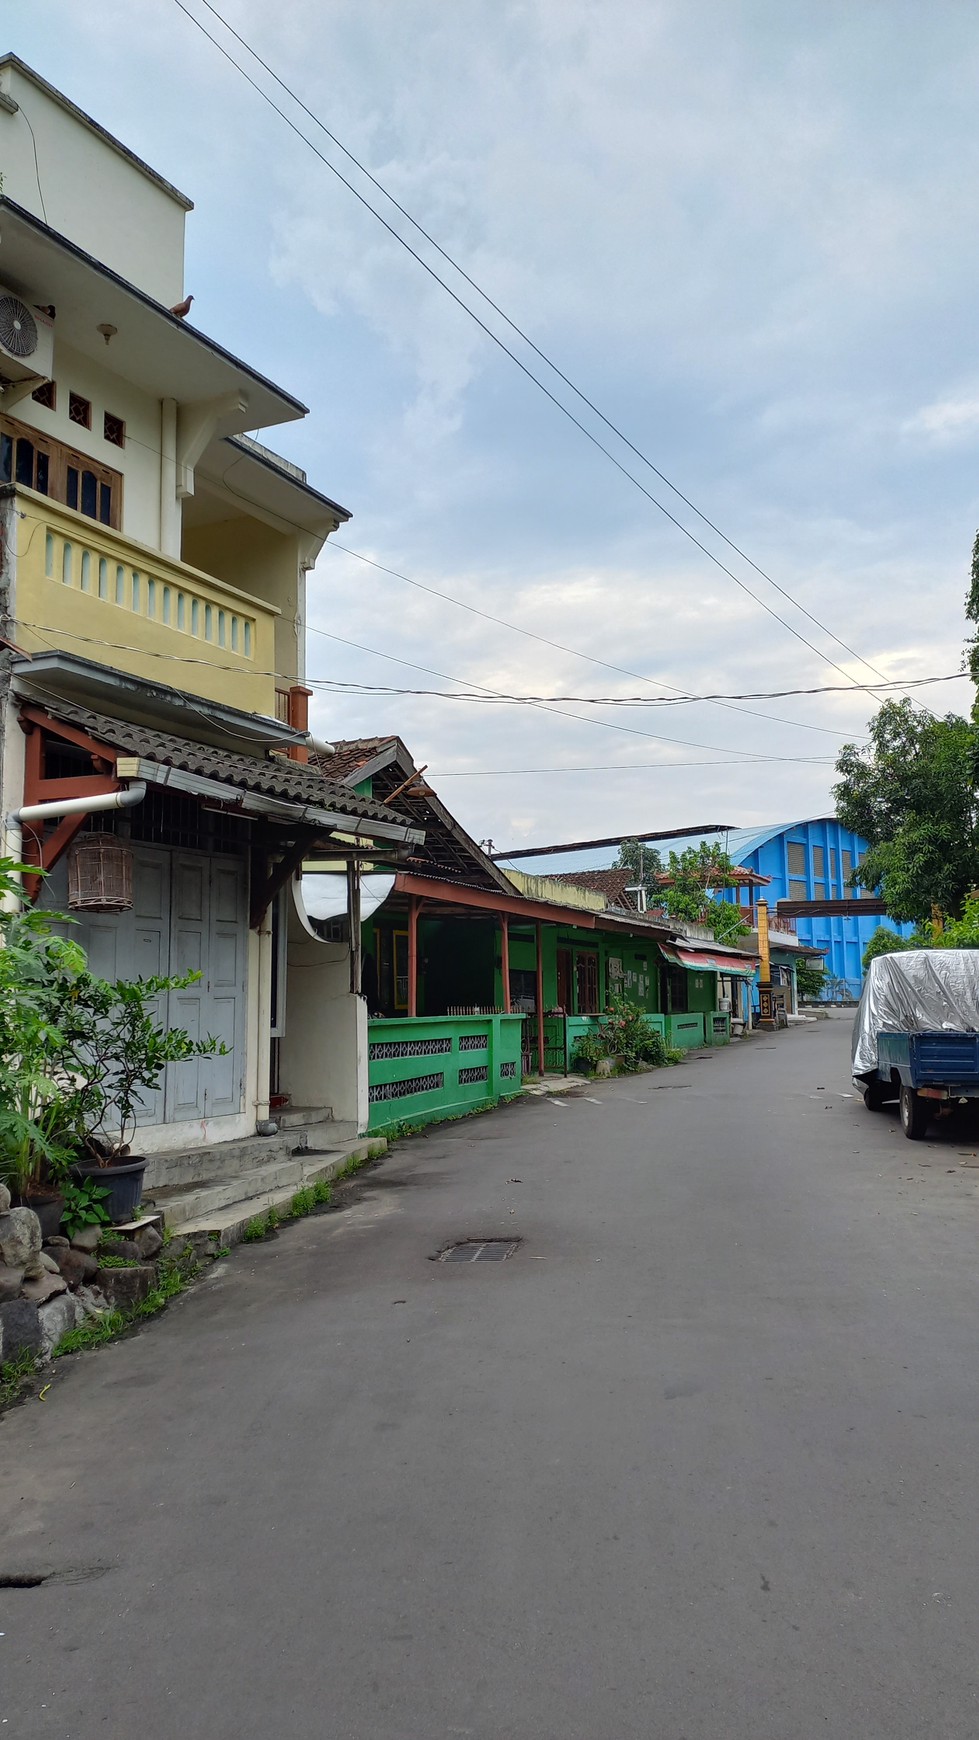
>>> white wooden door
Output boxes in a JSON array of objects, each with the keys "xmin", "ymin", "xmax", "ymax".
[{"xmin": 164, "ymin": 852, "xmax": 247, "ymax": 1123}]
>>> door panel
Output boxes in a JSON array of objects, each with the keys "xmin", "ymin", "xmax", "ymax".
[{"xmin": 204, "ymin": 858, "xmax": 246, "ymax": 1117}]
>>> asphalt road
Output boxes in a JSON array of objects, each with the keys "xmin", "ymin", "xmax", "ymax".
[{"xmin": 4, "ymin": 1021, "xmax": 979, "ymax": 1739}]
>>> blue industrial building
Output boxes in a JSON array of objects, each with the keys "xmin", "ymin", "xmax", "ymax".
[{"xmin": 715, "ymin": 816, "xmax": 915, "ymax": 999}]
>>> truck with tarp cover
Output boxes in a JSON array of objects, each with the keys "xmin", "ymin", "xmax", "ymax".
[{"xmin": 852, "ymin": 950, "xmax": 979, "ymax": 1140}]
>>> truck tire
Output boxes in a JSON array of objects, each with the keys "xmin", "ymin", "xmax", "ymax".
[
  {"xmin": 899, "ymin": 1085, "xmax": 930, "ymax": 1140},
  {"xmin": 863, "ymin": 1082, "xmax": 887, "ymax": 1111}
]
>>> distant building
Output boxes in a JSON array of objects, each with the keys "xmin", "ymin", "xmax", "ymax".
[{"xmin": 714, "ymin": 817, "xmax": 915, "ymax": 999}]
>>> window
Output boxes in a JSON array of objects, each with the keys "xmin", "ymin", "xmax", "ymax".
[
  {"xmin": 787, "ymin": 841, "xmax": 806, "ymax": 877},
  {"xmin": 575, "ymin": 952, "xmax": 600, "ymax": 1014},
  {"xmin": 812, "ymin": 845, "xmax": 825, "ymax": 881},
  {"xmin": 829, "ymin": 847, "xmax": 838, "ymax": 888},
  {"xmin": 788, "ymin": 879, "xmax": 807, "ymax": 902},
  {"xmin": 31, "ymin": 380, "xmax": 56, "ymax": 410},
  {"xmin": 0, "ymin": 411, "xmax": 121, "ymax": 530},
  {"xmin": 68, "ymin": 392, "xmax": 92, "ymax": 430},
  {"xmin": 103, "ymin": 411, "xmax": 125, "ymax": 448},
  {"xmin": 841, "ymin": 849, "xmax": 853, "ymax": 886}
]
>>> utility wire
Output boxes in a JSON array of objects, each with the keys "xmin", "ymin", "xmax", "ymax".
[{"xmin": 174, "ymin": 0, "xmax": 921, "ymax": 705}]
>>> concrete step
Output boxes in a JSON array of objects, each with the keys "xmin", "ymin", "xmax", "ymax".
[
  {"xmin": 153, "ymin": 1135, "xmax": 384, "ymax": 1243},
  {"xmin": 142, "ymin": 1122, "xmax": 359, "ymax": 1189},
  {"xmin": 276, "ymin": 1105, "xmax": 334, "ymax": 1130}
]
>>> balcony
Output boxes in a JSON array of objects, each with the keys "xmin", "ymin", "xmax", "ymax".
[{"xmin": 8, "ymin": 487, "xmax": 280, "ymax": 718}]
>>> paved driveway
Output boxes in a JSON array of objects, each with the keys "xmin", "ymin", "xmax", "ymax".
[{"xmin": 3, "ymin": 1022, "xmax": 979, "ymax": 1738}]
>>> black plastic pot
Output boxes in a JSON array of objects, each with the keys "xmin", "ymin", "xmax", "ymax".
[
  {"xmin": 15, "ymin": 1192, "xmax": 66, "ymax": 1240},
  {"xmin": 71, "ymin": 1158, "xmax": 146, "ymax": 1224}
]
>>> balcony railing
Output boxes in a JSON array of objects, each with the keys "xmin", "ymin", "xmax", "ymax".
[{"xmin": 10, "ymin": 487, "xmax": 280, "ymax": 718}]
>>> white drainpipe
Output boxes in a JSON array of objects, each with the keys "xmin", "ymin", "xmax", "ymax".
[{"xmin": 11, "ymin": 783, "xmax": 148, "ymax": 827}]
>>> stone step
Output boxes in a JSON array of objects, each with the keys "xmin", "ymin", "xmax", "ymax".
[
  {"xmin": 276, "ymin": 1105, "xmax": 335, "ymax": 1130},
  {"xmin": 155, "ymin": 1136, "xmax": 384, "ymax": 1243},
  {"xmin": 142, "ymin": 1122, "xmax": 359, "ymax": 1189}
]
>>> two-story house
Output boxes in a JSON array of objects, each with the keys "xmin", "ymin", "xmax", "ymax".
[{"xmin": 0, "ymin": 54, "xmax": 422, "ymax": 1195}]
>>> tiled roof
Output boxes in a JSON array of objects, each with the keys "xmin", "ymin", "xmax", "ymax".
[
  {"xmin": 314, "ymin": 737, "xmax": 398, "ymax": 783},
  {"xmin": 550, "ymin": 868, "xmax": 638, "ymax": 908},
  {"xmin": 34, "ymin": 700, "xmax": 406, "ymax": 826}
]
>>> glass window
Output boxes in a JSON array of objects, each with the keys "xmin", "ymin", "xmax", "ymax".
[
  {"xmin": 812, "ymin": 845, "xmax": 825, "ymax": 880},
  {"xmin": 787, "ymin": 841, "xmax": 806, "ymax": 876},
  {"xmin": 14, "ymin": 438, "xmax": 34, "ymax": 488},
  {"xmin": 98, "ymin": 482, "xmax": 112, "ymax": 526},
  {"xmin": 80, "ymin": 470, "xmax": 98, "ymax": 519},
  {"xmin": 0, "ymin": 432, "xmax": 11, "ymax": 483},
  {"xmin": 35, "ymin": 450, "xmax": 49, "ymax": 495},
  {"xmin": 66, "ymin": 466, "xmax": 79, "ymax": 511}
]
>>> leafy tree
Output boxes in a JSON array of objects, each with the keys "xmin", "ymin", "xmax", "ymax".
[
  {"xmin": 834, "ymin": 699, "xmax": 979, "ymax": 924},
  {"xmin": 795, "ymin": 956, "xmax": 827, "ymax": 999},
  {"xmin": 861, "ymin": 925, "xmax": 921, "ymax": 973},
  {"xmin": 611, "ymin": 839, "xmax": 663, "ymax": 901},
  {"xmin": 654, "ymin": 843, "xmax": 750, "ymax": 943},
  {"xmin": 935, "ymin": 895, "xmax": 979, "ymax": 949}
]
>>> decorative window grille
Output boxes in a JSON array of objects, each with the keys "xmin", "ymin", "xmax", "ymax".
[
  {"xmin": 458, "ymin": 1033, "xmax": 489, "ymax": 1051},
  {"xmin": 369, "ymin": 1072, "xmax": 444, "ymax": 1103},
  {"xmin": 458, "ymin": 1065, "xmax": 489, "ymax": 1085},
  {"xmin": 499, "ymin": 1061, "xmax": 517, "ymax": 1080},
  {"xmin": 369, "ymin": 1038, "xmax": 452, "ymax": 1061}
]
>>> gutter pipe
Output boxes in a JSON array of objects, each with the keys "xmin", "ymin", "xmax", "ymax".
[{"xmin": 10, "ymin": 783, "xmax": 148, "ymax": 827}]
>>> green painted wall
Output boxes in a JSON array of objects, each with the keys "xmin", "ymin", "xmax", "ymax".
[{"xmin": 685, "ymin": 971, "xmax": 717, "ymax": 1014}]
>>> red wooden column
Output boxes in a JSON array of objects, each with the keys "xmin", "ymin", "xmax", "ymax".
[
  {"xmin": 500, "ymin": 912, "xmax": 511, "ymax": 1013},
  {"xmin": 407, "ymin": 895, "xmax": 419, "ymax": 1017},
  {"xmin": 535, "ymin": 921, "xmax": 545, "ymax": 1077}
]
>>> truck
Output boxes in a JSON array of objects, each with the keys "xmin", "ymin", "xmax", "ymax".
[{"xmin": 852, "ymin": 949, "xmax": 979, "ymax": 1140}]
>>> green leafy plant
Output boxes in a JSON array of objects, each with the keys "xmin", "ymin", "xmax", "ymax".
[
  {"xmin": 572, "ymin": 998, "xmax": 669, "ymax": 1074},
  {"xmin": 795, "ymin": 957, "xmax": 828, "ymax": 1000},
  {"xmin": 266, "ymin": 1204, "xmax": 280, "ymax": 1230},
  {"xmin": 59, "ymin": 1175, "xmax": 111, "ymax": 1238},
  {"xmin": 95, "ymin": 1253, "xmax": 141, "ymax": 1269},
  {"xmin": 289, "ymin": 1186, "xmax": 316, "ymax": 1218},
  {"xmin": 242, "ymin": 1216, "xmax": 267, "ymax": 1242},
  {"xmin": 861, "ymin": 925, "xmax": 921, "ymax": 972},
  {"xmin": 312, "ymin": 1178, "xmax": 333, "ymax": 1206}
]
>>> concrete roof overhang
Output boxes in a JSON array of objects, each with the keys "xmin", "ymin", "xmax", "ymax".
[{"xmin": 0, "ymin": 197, "xmax": 305, "ymax": 432}]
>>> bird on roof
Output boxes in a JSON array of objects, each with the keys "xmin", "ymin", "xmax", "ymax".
[{"xmin": 170, "ymin": 294, "xmax": 194, "ymax": 319}]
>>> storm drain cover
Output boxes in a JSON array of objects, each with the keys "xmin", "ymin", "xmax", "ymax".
[{"xmin": 436, "ymin": 1239, "xmax": 520, "ymax": 1263}]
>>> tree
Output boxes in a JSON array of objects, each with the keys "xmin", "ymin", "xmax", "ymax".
[
  {"xmin": 611, "ymin": 839, "xmax": 663, "ymax": 901},
  {"xmin": 613, "ymin": 840, "xmax": 750, "ymax": 942},
  {"xmin": 833, "ymin": 699, "xmax": 979, "ymax": 924},
  {"xmin": 861, "ymin": 925, "xmax": 919, "ymax": 973},
  {"xmin": 795, "ymin": 957, "xmax": 827, "ymax": 999}
]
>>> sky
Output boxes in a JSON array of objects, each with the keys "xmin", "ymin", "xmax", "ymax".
[{"xmin": 8, "ymin": 0, "xmax": 979, "ymax": 871}]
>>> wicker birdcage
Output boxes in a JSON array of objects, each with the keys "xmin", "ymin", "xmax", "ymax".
[{"xmin": 67, "ymin": 832, "xmax": 134, "ymax": 912}]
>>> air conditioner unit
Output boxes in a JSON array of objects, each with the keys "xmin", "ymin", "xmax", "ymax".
[{"xmin": 0, "ymin": 291, "xmax": 54, "ymax": 384}]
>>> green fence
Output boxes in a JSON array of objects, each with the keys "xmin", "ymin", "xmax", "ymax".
[
  {"xmin": 549, "ymin": 1011, "xmax": 667, "ymax": 1072},
  {"xmin": 665, "ymin": 1013, "xmax": 706, "ymax": 1049},
  {"xmin": 705, "ymin": 1011, "xmax": 731, "ymax": 1046},
  {"xmin": 368, "ymin": 1014, "xmax": 525, "ymax": 1134}
]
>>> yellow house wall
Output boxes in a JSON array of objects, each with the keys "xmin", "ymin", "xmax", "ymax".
[
  {"xmin": 0, "ymin": 60, "xmax": 187, "ymax": 305},
  {"xmin": 182, "ymin": 517, "xmax": 303, "ymax": 688},
  {"xmin": 11, "ymin": 489, "xmax": 278, "ymax": 715}
]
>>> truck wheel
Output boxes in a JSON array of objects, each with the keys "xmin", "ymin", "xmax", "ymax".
[
  {"xmin": 863, "ymin": 1082, "xmax": 887, "ymax": 1111},
  {"xmin": 899, "ymin": 1085, "xmax": 930, "ymax": 1140}
]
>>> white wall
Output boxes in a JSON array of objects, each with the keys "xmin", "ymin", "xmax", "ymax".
[
  {"xmin": 13, "ymin": 338, "xmax": 165, "ymax": 547},
  {"xmin": 280, "ymin": 926, "xmax": 369, "ymax": 1131},
  {"xmin": 0, "ymin": 60, "xmax": 188, "ymax": 305}
]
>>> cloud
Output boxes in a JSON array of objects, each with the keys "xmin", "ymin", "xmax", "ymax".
[{"xmin": 903, "ymin": 390, "xmax": 979, "ymax": 444}]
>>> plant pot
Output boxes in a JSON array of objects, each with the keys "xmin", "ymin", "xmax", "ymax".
[
  {"xmin": 14, "ymin": 1191, "xmax": 66, "ymax": 1240},
  {"xmin": 71, "ymin": 1158, "xmax": 147, "ymax": 1224}
]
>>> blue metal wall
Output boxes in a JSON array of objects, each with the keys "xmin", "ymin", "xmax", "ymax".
[{"xmin": 720, "ymin": 818, "xmax": 915, "ymax": 999}]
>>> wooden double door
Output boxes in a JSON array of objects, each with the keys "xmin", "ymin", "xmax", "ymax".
[{"xmin": 72, "ymin": 846, "xmax": 247, "ymax": 1125}]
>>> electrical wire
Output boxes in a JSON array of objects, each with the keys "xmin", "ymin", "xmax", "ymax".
[
  {"xmin": 172, "ymin": 0, "xmax": 927, "ymax": 708},
  {"xmin": 430, "ymin": 755, "xmax": 838, "ymax": 776}
]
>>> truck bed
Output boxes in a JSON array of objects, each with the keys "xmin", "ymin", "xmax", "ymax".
[{"xmin": 877, "ymin": 1029, "xmax": 979, "ymax": 1090}]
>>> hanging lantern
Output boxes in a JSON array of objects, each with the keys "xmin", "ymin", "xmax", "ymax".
[{"xmin": 67, "ymin": 833, "xmax": 134, "ymax": 912}]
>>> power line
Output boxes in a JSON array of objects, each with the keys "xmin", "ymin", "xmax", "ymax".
[
  {"xmin": 432, "ymin": 755, "xmax": 838, "ymax": 775},
  {"xmin": 173, "ymin": 0, "xmax": 924, "ymax": 706},
  {"xmin": 325, "ymin": 542, "xmax": 861, "ymax": 740}
]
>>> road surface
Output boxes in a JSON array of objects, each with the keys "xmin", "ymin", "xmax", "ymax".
[{"xmin": 4, "ymin": 1021, "xmax": 979, "ymax": 1738}]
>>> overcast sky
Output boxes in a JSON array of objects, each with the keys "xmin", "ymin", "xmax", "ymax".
[{"xmin": 9, "ymin": 1, "xmax": 979, "ymax": 865}]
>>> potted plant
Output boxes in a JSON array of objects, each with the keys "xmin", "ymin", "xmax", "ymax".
[{"xmin": 68, "ymin": 970, "xmax": 223, "ymax": 1221}]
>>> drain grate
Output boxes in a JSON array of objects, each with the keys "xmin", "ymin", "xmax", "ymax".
[{"xmin": 436, "ymin": 1239, "xmax": 519, "ymax": 1263}]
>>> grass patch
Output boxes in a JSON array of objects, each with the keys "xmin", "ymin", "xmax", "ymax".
[
  {"xmin": 288, "ymin": 1186, "xmax": 316, "ymax": 1219},
  {"xmin": 242, "ymin": 1215, "xmax": 267, "ymax": 1242},
  {"xmin": 54, "ymin": 1256, "xmax": 200, "ymax": 1359},
  {"xmin": 0, "ymin": 1349, "xmax": 42, "ymax": 1410},
  {"xmin": 95, "ymin": 1254, "xmax": 141, "ymax": 1270},
  {"xmin": 312, "ymin": 1178, "xmax": 333, "ymax": 1206}
]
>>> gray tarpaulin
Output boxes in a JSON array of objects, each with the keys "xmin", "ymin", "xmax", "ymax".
[{"xmin": 852, "ymin": 949, "xmax": 979, "ymax": 1078}]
